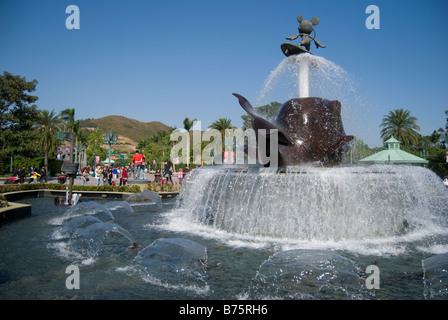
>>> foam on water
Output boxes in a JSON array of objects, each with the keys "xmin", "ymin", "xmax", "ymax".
[{"xmin": 165, "ymin": 166, "xmax": 448, "ymax": 256}]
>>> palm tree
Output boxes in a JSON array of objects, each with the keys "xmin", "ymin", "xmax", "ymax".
[
  {"xmin": 35, "ymin": 109, "xmax": 64, "ymax": 170},
  {"xmin": 208, "ymin": 118, "xmax": 236, "ymax": 134},
  {"xmin": 59, "ymin": 108, "xmax": 75, "ymax": 132},
  {"xmin": 183, "ymin": 117, "xmax": 197, "ymax": 132},
  {"xmin": 380, "ymin": 109, "xmax": 421, "ymax": 145},
  {"xmin": 209, "ymin": 118, "xmax": 236, "ymax": 163}
]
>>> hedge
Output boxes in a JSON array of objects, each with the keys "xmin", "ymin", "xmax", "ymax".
[{"xmin": 0, "ymin": 183, "xmax": 141, "ymax": 194}]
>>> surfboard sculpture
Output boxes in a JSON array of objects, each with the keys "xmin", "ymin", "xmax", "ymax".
[
  {"xmin": 282, "ymin": 14, "xmax": 326, "ymax": 57},
  {"xmin": 233, "ymin": 93, "xmax": 354, "ymax": 167}
]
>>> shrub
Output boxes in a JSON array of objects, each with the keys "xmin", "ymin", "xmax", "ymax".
[
  {"xmin": 0, "ymin": 183, "xmax": 141, "ymax": 194},
  {"xmin": 146, "ymin": 181, "xmax": 181, "ymax": 193},
  {"xmin": 0, "ymin": 194, "xmax": 8, "ymax": 207}
]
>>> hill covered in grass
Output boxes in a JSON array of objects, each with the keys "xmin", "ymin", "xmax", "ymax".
[{"xmin": 79, "ymin": 115, "xmax": 172, "ymax": 154}]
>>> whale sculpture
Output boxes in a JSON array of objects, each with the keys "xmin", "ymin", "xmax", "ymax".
[{"xmin": 233, "ymin": 93, "xmax": 354, "ymax": 167}]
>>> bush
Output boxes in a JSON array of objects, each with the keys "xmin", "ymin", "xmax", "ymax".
[
  {"xmin": 0, "ymin": 194, "xmax": 8, "ymax": 207},
  {"xmin": 0, "ymin": 183, "xmax": 141, "ymax": 194},
  {"xmin": 146, "ymin": 181, "xmax": 181, "ymax": 193}
]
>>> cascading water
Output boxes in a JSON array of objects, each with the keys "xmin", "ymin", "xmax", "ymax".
[
  {"xmin": 174, "ymin": 165, "xmax": 448, "ymax": 246},
  {"xmin": 256, "ymin": 54, "xmax": 355, "ymax": 105}
]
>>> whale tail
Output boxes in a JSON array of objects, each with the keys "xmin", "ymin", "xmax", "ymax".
[{"xmin": 232, "ymin": 93, "xmax": 294, "ymax": 147}]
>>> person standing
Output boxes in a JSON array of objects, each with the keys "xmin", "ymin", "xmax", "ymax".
[
  {"xmin": 132, "ymin": 150, "xmax": 144, "ymax": 179},
  {"xmin": 95, "ymin": 166, "xmax": 101, "ymax": 186},
  {"xmin": 112, "ymin": 166, "xmax": 118, "ymax": 185},
  {"xmin": 163, "ymin": 161, "xmax": 173, "ymax": 184},
  {"xmin": 178, "ymin": 168, "xmax": 183, "ymax": 184},
  {"xmin": 18, "ymin": 166, "xmax": 26, "ymax": 184},
  {"xmin": 120, "ymin": 166, "xmax": 128, "ymax": 186},
  {"xmin": 82, "ymin": 168, "xmax": 89, "ymax": 186},
  {"xmin": 102, "ymin": 167, "xmax": 108, "ymax": 185},
  {"xmin": 141, "ymin": 159, "xmax": 146, "ymax": 180},
  {"xmin": 40, "ymin": 167, "xmax": 47, "ymax": 183}
]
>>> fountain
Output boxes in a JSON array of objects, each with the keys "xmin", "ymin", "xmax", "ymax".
[{"xmin": 1, "ymin": 13, "xmax": 448, "ymax": 302}]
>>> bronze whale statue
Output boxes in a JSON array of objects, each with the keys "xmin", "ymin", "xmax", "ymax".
[{"xmin": 233, "ymin": 93, "xmax": 354, "ymax": 167}]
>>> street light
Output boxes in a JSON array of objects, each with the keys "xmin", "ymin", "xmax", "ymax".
[
  {"xmin": 104, "ymin": 130, "xmax": 118, "ymax": 165},
  {"xmin": 77, "ymin": 143, "xmax": 85, "ymax": 168}
]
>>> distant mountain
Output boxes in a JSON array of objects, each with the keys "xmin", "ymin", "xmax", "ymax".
[{"xmin": 78, "ymin": 115, "xmax": 172, "ymax": 154}]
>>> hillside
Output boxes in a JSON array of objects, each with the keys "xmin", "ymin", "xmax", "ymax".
[{"xmin": 79, "ymin": 115, "xmax": 172, "ymax": 154}]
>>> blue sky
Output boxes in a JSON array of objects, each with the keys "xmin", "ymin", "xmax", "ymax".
[{"xmin": 1, "ymin": 0, "xmax": 447, "ymax": 147}]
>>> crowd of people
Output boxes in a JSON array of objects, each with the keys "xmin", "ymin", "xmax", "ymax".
[
  {"xmin": 7, "ymin": 165, "xmax": 47, "ymax": 184},
  {"xmin": 6, "ymin": 150, "xmax": 192, "ymax": 186}
]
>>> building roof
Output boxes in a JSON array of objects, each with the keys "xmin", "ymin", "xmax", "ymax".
[{"xmin": 359, "ymin": 136, "xmax": 428, "ymax": 165}]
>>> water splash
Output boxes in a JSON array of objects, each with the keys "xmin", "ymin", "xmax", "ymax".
[
  {"xmin": 49, "ymin": 201, "xmax": 115, "ymax": 226},
  {"xmin": 126, "ymin": 191, "xmax": 162, "ymax": 209},
  {"xmin": 256, "ymin": 54, "xmax": 356, "ymax": 106},
  {"xmin": 172, "ymin": 166, "xmax": 448, "ymax": 252},
  {"xmin": 104, "ymin": 201, "xmax": 134, "ymax": 214},
  {"xmin": 48, "ymin": 201, "xmax": 136, "ymax": 264}
]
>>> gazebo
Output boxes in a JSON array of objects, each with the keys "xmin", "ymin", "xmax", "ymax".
[{"xmin": 359, "ymin": 136, "xmax": 428, "ymax": 166}]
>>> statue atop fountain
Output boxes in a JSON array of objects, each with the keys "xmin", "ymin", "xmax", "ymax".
[
  {"xmin": 235, "ymin": 13, "xmax": 353, "ymax": 168},
  {"xmin": 281, "ymin": 14, "xmax": 326, "ymax": 56}
]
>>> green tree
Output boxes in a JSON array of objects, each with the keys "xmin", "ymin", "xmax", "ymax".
[
  {"xmin": 380, "ymin": 109, "xmax": 421, "ymax": 146},
  {"xmin": 209, "ymin": 118, "xmax": 236, "ymax": 134},
  {"xmin": 343, "ymin": 137, "xmax": 382, "ymax": 164},
  {"xmin": 60, "ymin": 108, "xmax": 76, "ymax": 132},
  {"xmin": 86, "ymin": 129, "xmax": 106, "ymax": 166},
  {"xmin": 138, "ymin": 129, "xmax": 175, "ymax": 168},
  {"xmin": 0, "ymin": 71, "xmax": 39, "ymax": 170},
  {"xmin": 183, "ymin": 117, "xmax": 197, "ymax": 132},
  {"xmin": 35, "ymin": 109, "xmax": 64, "ymax": 170},
  {"xmin": 241, "ymin": 101, "xmax": 281, "ymax": 130}
]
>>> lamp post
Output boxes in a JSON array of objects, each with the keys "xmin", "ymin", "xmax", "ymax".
[
  {"xmin": 104, "ymin": 130, "xmax": 118, "ymax": 166},
  {"xmin": 56, "ymin": 130, "xmax": 79, "ymax": 205},
  {"xmin": 445, "ymin": 111, "xmax": 448, "ymax": 163},
  {"xmin": 77, "ymin": 143, "xmax": 85, "ymax": 168}
]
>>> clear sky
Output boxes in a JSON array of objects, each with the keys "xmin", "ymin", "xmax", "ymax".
[{"xmin": 1, "ymin": 0, "xmax": 447, "ymax": 147}]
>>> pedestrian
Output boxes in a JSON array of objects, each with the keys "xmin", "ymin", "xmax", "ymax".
[
  {"xmin": 95, "ymin": 165, "xmax": 101, "ymax": 186},
  {"xmin": 102, "ymin": 167, "xmax": 108, "ymax": 185},
  {"xmin": 29, "ymin": 168, "xmax": 40, "ymax": 183},
  {"xmin": 82, "ymin": 168, "xmax": 89, "ymax": 185},
  {"xmin": 132, "ymin": 150, "xmax": 144, "ymax": 179},
  {"xmin": 163, "ymin": 161, "xmax": 173, "ymax": 184},
  {"xmin": 108, "ymin": 167, "xmax": 113, "ymax": 185},
  {"xmin": 112, "ymin": 166, "xmax": 118, "ymax": 184},
  {"xmin": 120, "ymin": 166, "xmax": 128, "ymax": 186},
  {"xmin": 18, "ymin": 166, "xmax": 26, "ymax": 184},
  {"xmin": 40, "ymin": 167, "xmax": 47, "ymax": 183},
  {"xmin": 141, "ymin": 161, "xmax": 146, "ymax": 180},
  {"xmin": 154, "ymin": 169, "xmax": 161, "ymax": 183},
  {"xmin": 178, "ymin": 168, "xmax": 183, "ymax": 184}
]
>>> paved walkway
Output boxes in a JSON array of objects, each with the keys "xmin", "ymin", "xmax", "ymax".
[{"xmin": 1, "ymin": 173, "xmax": 183, "ymax": 186}]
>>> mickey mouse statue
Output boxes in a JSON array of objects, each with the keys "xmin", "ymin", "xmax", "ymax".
[{"xmin": 282, "ymin": 14, "xmax": 326, "ymax": 56}]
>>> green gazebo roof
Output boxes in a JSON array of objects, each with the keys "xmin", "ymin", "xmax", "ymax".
[{"xmin": 359, "ymin": 136, "xmax": 428, "ymax": 165}]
